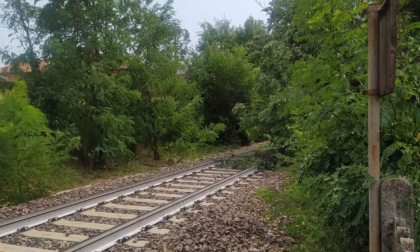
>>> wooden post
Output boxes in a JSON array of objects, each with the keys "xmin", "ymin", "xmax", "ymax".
[
  {"xmin": 366, "ymin": 3, "xmax": 381, "ymax": 252},
  {"xmin": 365, "ymin": 1, "xmax": 398, "ymax": 250}
]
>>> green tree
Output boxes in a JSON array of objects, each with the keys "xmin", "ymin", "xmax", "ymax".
[
  {"xmin": 0, "ymin": 81, "xmax": 68, "ymax": 205},
  {"xmin": 197, "ymin": 19, "xmax": 237, "ymax": 52},
  {"xmin": 252, "ymin": 0, "xmax": 420, "ymax": 250},
  {"xmin": 0, "ymin": 0, "xmax": 217, "ymax": 168},
  {"xmin": 35, "ymin": 0, "xmax": 142, "ymax": 168},
  {"xmin": 234, "ymin": 1, "xmax": 300, "ymax": 144},
  {"xmin": 0, "ymin": 0, "xmax": 43, "ymax": 95},
  {"xmin": 189, "ymin": 45, "xmax": 256, "ymax": 144},
  {"xmin": 125, "ymin": 1, "xmax": 219, "ymax": 160}
]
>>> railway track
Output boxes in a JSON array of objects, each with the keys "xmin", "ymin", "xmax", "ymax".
[{"xmin": 0, "ymin": 161, "xmax": 258, "ymax": 252}]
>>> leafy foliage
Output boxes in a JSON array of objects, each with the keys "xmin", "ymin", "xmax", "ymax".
[
  {"xmin": 0, "ymin": 0, "xmax": 43, "ymax": 93},
  {"xmin": 197, "ymin": 19, "xmax": 237, "ymax": 52},
  {"xmin": 32, "ymin": 0, "xmax": 145, "ymax": 167},
  {"xmin": 0, "ymin": 2, "xmax": 418, "ymax": 248},
  {"xmin": 258, "ymin": 166, "xmax": 372, "ymax": 251},
  {"xmin": 124, "ymin": 1, "xmax": 220, "ymax": 161},
  {"xmin": 0, "ymin": 0, "xmax": 224, "ymax": 170},
  {"xmin": 0, "ymin": 81, "xmax": 69, "ymax": 205},
  {"xmin": 188, "ymin": 45, "xmax": 256, "ymax": 144},
  {"xmin": 248, "ymin": 0, "xmax": 420, "ymax": 250},
  {"xmin": 0, "ymin": 79, "xmax": 14, "ymax": 92}
]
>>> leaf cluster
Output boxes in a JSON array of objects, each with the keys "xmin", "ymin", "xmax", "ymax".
[
  {"xmin": 188, "ymin": 45, "xmax": 256, "ymax": 144},
  {"xmin": 0, "ymin": 81, "xmax": 71, "ymax": 205},
  {"xmin": 258, "ymin": 166, "xmax": 372, "ymax": 251},
  {"xmin": 246, "ymin": 0, "xmax": 420, "ymax": 250},
  {"xmin": 0, "ymin": 0, "xmax": 224, "ymax": 169}
]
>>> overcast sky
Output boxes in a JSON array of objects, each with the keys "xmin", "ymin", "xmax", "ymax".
[
  {"xmin": 0, "ymin": 0, "xmax": 269, "ymax": 66},
  {"xmin": 160, "ymin": 0, "xmax": 269, "ymax": 46}
]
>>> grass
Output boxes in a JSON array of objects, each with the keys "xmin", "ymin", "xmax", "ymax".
[{"xmin": 48, "ymin": 144, "xmax": 231, "ymax": 195}]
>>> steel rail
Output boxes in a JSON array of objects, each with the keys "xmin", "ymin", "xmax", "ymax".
[
  {"xmin": 64, "ymin": 167, "xmax": 258, "ymax": 252},
  {"xmin": 0, "ymin": 161, "xmax": 219, "ymax": 238}
]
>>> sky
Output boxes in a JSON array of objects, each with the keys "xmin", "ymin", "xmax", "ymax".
[
  {"xmin": 0, "ymin": 0, "xmax": 269, "ymax": 66},
  {"xmin": 159, "ymin": 0, "xmax": 269, "ymax": 46}
]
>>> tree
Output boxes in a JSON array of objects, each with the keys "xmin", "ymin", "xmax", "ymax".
[
  {"xmin": 189, "ymin": 45, "xmax": 256, "ymax": 144},
  {"xmin": 251, "ymin": 0, "xmax": 420, "ymax": 250},
  {"xmin": 0, "ymin": 0, "xmax": 43, "ymax": 95},
  {"xmin": 0, "ymin": 81, "xmax": 69, "ymax": 205},
  {"xmin": 35, "ymin": 0, "xmax": 142, "ymax": 167},
  {"xmin": 35, "ymin": 0, "xmax": 216, "ymax": 164},
  {"xmin": 233, "ymin": 2, "xmax": 300, "ymax": 143},
  {"xmin": 125, "ymin": 0, "xmax": 218, "ymax": 160},
  {"xmin": 235, "ymin": 17, "xmax": 266, "ymax": 45},
  {"xmin": 197, "ymin": 19, "xmax": 237, "ymax": 52}
]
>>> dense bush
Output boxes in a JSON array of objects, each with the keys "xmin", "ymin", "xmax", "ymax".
[
  {"xmin": 258, "ymin": 165, "xmax": 372, "ymax": 251},
  {"xmin": 0, "ymin": 79, "xmax": 14, "ymax": 92},
  {"xmin": 0, "ymin": 81, "xmax": 70, "ymax": 205},
  {"xmin": 1, "ymin": 0, "xmax": 225, "ymax": 168},
  {"xmin": 188, "ymin": 45, "xmax": 256, "ymax": 144},
  {"xmin": 248, "ymin": 0, "xmax": 420, "ymax": 250}
]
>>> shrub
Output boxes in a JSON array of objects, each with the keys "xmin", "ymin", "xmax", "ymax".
[
  {"xmin": 0, "ymin": 81, "xmax": 70, "ymax": 205},
  {"xmin": 258, "ymin": 165, "xmax": 372, "ymax": 251}
]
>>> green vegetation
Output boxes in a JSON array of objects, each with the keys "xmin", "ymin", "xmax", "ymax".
[
  {"xmin": 0, "ymin": 0, "xmax": 255, "ymax": 205},
  {"xmin": 39, "ymin": 144, "xmax": 229, "ymax": 197},
  {"xmin": 258, "ymin": 166, "xmax": 373, "ymax": 251},
  {"xmin": 0, "ymin": 0, "xmax": 419, "ymax": 250},
  {"xmin": 188, "ymin": 45, "xmax": 255, "ymax": 144},
  {"xmin": 0, "ymin": 81, "xmax": 72, "ymax": 204},
  {"xmin": 1, "ymin": 0, "xmax": 229, "ymax": 170},
  {"xmin": 248, "ymin": 0, "xmax": 420, "ymax": 250}
]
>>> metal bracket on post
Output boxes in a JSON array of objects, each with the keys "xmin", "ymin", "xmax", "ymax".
[{"xmin": 363, "ymin": 89, "xmax": 380, "ymax": 96}]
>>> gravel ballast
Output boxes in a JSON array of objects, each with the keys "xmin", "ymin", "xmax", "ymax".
[
  {"xmin": 1, "ymin": 143, "xmax": 295, "ymax": 251},
  {"xmin": 109, "ymin": 171, "xmax": 294, "ymax": 252},
  {"xmin": 0, "ymin": 144, "xmax": 262, "ymax": 220}
]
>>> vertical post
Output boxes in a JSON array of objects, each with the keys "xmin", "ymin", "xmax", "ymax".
[{"xmin": 366, "ymin": 3, "xmax": 381, "ymax": 252}]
